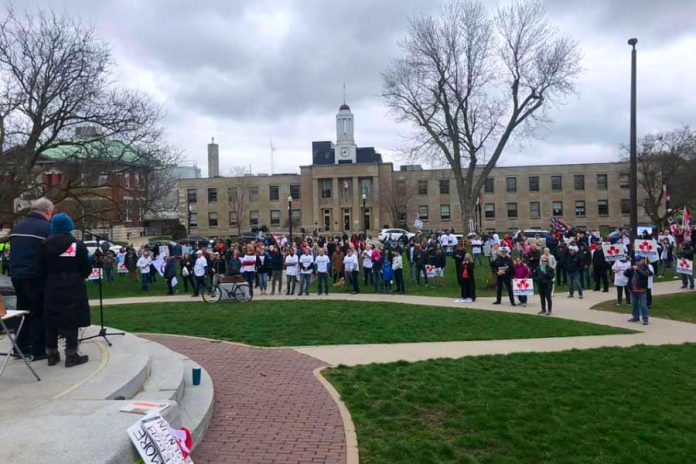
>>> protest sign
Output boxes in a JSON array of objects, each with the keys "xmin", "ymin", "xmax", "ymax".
[
  {"xmin": 159, "ymin": 245, "xmax": 170, "ymax": 258},
  {"xmin": 602, "ymin": 243, "xmax": 625, "ymax": 262},
  {"xmin": 634, "ymin": 239, "xmax": 659, "ymax": 262},
  {"xmin": 87, "ymin": 268, "xmax": 103, "ymax": 281},
  {"xmin": 425, "ymin": 264, "xmax": 436, "ymax": 278},
  {"xmin": 118, "ymin": 261, "xmax": 129, "ymax": 274},
  {"xmin": 128, "ymin": 414, "xmax": 193, "ymax": 464},
  {"xmin": 677, "ymin": 258, "xmax": 693, "ymax": 276},
  {"xmin": 513, "ymin": 278, "xmax": 534, "ymax": 296}
]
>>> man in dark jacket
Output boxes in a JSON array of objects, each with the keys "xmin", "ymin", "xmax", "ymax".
[
  {"xmin": 592, "ymin": 244, "xmax": 609, "ymax": 292},
  {"xmin": 625, "ymin": 254, "xmax": 653, "ymax": 325},
  {"xmin": 36, "ymin": 213, "xmax": 91, "ymax": 367},
  {"xmin": 564, "ymin": 246, "xmax": 584, "ymax": 299},
  {"xmin": 533, "ymin": 256, "xmax": 555, "ymax": 315},
  {"xmin": 8, "ymin": 197, "xmax": 53, "ymax": 360},
  {"xmin": 492, "ymin": 247, "xmax": 516, "ymax": 306}
]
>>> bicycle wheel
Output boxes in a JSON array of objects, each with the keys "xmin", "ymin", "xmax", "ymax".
[
  {"xmin": 202, "ymin": 285, "xmax": 223, "ymax": 304},
  {"xmin": 232, "ymin": 284, "xmax": 253, "ymax": 303}
]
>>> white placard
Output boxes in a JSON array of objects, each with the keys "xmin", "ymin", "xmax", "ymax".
[
  {"xmin": 634, "ymin": 239, "xmax": 659, "ymax": 262},
  {"xmin": 87, "ymin": 268, "xmax": 103, "ymax": 281},
  {"xmin": 414, "ymin": 219, "xmax": 424, "ymax": 230},
  {"xmin": 602, "ymin": 243, "xmax": 625, "ymax": 262},
  {"xmin": 159, "ymin": 245, "xmax": 170, "ymax": 257},
  {"xmin": 127, "ymin": 414, "xmax": 193, "ymax": 464},
  {"xmin": 676, "ymin": 258, "xmax": 693, "ymax": 276},
  {"xmin": 117, "ymin": 261, "xmax": 129, "ymax": 274},
  {"xmin": 513, "ymin": 278, "xmax": 534, "ymax": 296}
]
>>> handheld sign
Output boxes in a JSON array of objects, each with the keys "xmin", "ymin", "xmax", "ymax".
[
  {"xmin": 634, "ymin": 239, "xmax": 659, "ymax": 262},
  {"xmin": 677, "ymin": 258, "xmax": 693, "ymax": 276},
  {"xmin": 602, "ymin": 243, "xmax": 625, "ymax": 262},
  {"xmin": 414, "ymin": 219, "xmax": 424, "ymax": 230},
  {"xmin": 128, "ymin": 414, "xmax": 194, "ymax": 464},
  {"xmin": 513, "ymin": 278, "xmax": 534, "ymax": 296},
  {"xmin": 425, "ymin": 264, "xmax": 436, "ymax": 278},
  {"xmin": 87, "ymin": 268, "xmax": 103, "ymax": 281}
]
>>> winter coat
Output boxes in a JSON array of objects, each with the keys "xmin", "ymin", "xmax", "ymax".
[
  {"xmin": 8, "ymin": 211, "xmax": 51, "ymax": 280},
  {"xmin": 382, "ymin": 261, "xmax": 394, "ymax": 281},
  {"xmin": 533, "ymin": 264, "xmax": 555, "ymax": 287},
  {"xmin": 493, "ymin": 256, "xmax": 513, "ymax": 279},
  {"xmin": 591, "ymin": 248, "xmax": 607, "ymax": 270},
  {"xmin": 164, "ymin": 259, "xmax": 177, "ymax": 279},
  {"xmin": 36, "ymin": 233, "xmax": 92, "ymax": 330},
  {"xmin": 624, "ymin": 264, "xmax": 652, "ymax": 293},
  {"xmin": 564, "ymin": 253, "xmax": 583, "ymax": 272}
]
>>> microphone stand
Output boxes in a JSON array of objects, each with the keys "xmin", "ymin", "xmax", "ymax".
[{"xmin": 80, "ymin": 232, "xmax": 125, "ymax": 346}]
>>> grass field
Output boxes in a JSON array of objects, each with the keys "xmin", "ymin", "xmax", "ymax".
[
  {"xmin": 326, "ymin": 343, "xmax": 696, "ymax": 464},
  {"xmin": 94, "ymin": 300, "xmax": 631, "ymax": 346},
  {"xmin": 592, "ymin": 292, "xmax": 696, "ymax": 323}
]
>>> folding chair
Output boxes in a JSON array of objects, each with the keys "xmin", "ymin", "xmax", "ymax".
[{"xmin": 0, "ymin": 310, "xmax": 41, "ymax": 381}]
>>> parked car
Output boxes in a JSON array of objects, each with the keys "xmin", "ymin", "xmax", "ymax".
[
  {"xmin": 84, "ymin": 240, "xmax": 122, "ymax": 255},
  {"xmin": 378, "ymin": 228, "xmax": 415, "ymax": 243}
]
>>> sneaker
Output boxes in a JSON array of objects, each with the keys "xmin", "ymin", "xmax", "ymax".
[
  {"xmin": 642, "ymin": 320, "xmax": 649, "ymax": 325},
  {"xmin": 627, "ymin": 318, "xmax": 640, "ymax": 323},
  {"xmin": 463, "ymin": 298, "xmax": 473, "ymax": 303}
]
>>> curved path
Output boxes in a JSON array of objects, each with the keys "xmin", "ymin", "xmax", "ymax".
[{"xmin": 94, "ymin": 280, "xmax": 695, "ymax": 464}]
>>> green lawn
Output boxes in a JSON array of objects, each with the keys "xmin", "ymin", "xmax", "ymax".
[
  {"xmin": 592, "ymin": 292, "xmax": 696, "ymax": 323},
  {"xmin": 95, "ymin": 300, "xmax": 630, "ymax": 347},
  {"xmin": 326, "ymin": 344, "xmax": 696, "ymax": 464}
]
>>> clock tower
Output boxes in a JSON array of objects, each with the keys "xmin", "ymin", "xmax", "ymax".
[{"xmin": 335, "ymin": 103, "xmax": 357, "ymax": 163}]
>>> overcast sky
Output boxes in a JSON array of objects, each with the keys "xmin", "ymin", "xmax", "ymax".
[{"xmin": 17, "ymin": 0, "xmax": 696, "ymax": 176}]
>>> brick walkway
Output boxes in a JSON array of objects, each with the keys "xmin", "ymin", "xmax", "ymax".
[{"xmin": 143, "ymin": 334, "xmax": 346, "ymax": 464}]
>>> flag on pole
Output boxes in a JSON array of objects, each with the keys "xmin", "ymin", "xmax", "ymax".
[
  {"xmin": 662, "ymin": 185, "xmax": 670, "ymax": 208},
  {"xmin": 683, "ymin": 206, "xmax": 692, "ymax": 240}
]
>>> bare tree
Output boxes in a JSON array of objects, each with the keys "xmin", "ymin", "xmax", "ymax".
[
  {"xmin": 226, "ymin": 166, "xmax": 250, "ymax": 236},
  {"xmin": 0, "ymin": 7, "xmax": 177, "ymax": 225},
  {"xmin": 627, "ymin": 126, "xmax": 696, "ymax": 226},
  {"xmin": 383, "ymin": 0, "xmax": 581, "ymax": 231},
  {"xmin": 380, "ymin": 178, "xmax": 417, "ymax": 228}
]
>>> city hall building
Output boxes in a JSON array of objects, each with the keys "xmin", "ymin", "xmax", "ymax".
[{"xmin": 178, "ymin": 103, "xmax": 651, "ymax": 237}]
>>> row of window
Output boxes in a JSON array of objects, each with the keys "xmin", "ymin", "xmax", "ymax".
[
  {"xmin": 482, "ymin": 199, "xmax": 636, "ymax": 219},
  {"xmin": 319, "ymin": 178, "xmax": 373, "ymax": 199},
  {"xmin": 190, "ymin": 209, "xmax": 303, "ymax": 228},
  {"xmin": 484, "ymin": 173, "xmax": 628, "ymax": 194},
  {"xmin": 187, "ymin": 184, "xmax": 302, "ymax": 204}
]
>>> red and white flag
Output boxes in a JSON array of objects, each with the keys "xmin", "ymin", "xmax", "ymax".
[
  {"xmin": 662, "ymin": 185, "xmax": 670, "ymax": 207},
  {"xmin": 683, "ymin": 207, "xmax": 692, "ymax": 239}
]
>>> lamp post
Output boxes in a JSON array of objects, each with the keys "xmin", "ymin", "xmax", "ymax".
[
  {"xmin": 288, "ymin": 195, "xmax": 293, "ymax": 245},
  {"xmin": 628, "ymin": 37, "xmax": 638, "ymax": 243},
  {"xmin": 361, "ymin": 193, "xmax": 367, "ymax": 239}
]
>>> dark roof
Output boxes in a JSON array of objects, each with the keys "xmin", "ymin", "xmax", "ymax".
[
  {"xmin": 312, "ymin": 141, "xmax": 335, "ymax": 165},
  {"xmin": 356, "ymin": 147, "xmax": 382, "ymax": 163},
  {"xmin": 339, "ymin": 103, "xmax": 350, "ymax": 111}
]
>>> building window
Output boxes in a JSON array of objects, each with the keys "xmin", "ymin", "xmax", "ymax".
[
  {"xmin": 124, "ymin": 174, "xmax": 131, "ymax": 189},
  {"xmin": 397, "ymin": 206, "xmax": 407, "ymax": 222},
  {"xmin": 598, "ymin": 200, "xmax": 609, "ymax": 216},
  {"xmin": 320, "ymin": 179, "xmax": 333, "ymax": 198},
  {"xmin": 418, "ymin": 180, "xmax": 428, "ymax": 195},
  {"xmin": 575, "ymin": 201, "xmax": 586, "ymax": 217},
  {"xmin": 574, "ymin": 175, "xmax": 585, "ymax": 191},
  {"xmin": 270, "ymin": 210, "xmax": 280, "ymax": 226},
  {"xmin": 249, "ymin": 186, "xmax": 259, "ymax": 202},
  {"xmin": 551, "ymin": 176, "xmax": 562, "ymax": 192},
  {"xmin": 418, "ymin": 205, "xmax": 429, "ymax": 220},
  {"xmin": 291, "ymin": 208, "xmax": 301, "ymax": 226},
  {"xmin": 619, "ymin": 173, "xmax": 630, "ymax": 189},
  {"xmin": 395, "ymin": 179, "xmax": 406, "ymax": 194},
  {"xmin": 229, "ymin": 211, "xmax": 238, "ymax": 226},
  {"xmin": 530, "ymin": 201, "xmax": 540, "ymax": 219},
  {"xmin": 621, "ymin": 199, "xmax": 631, "ymax": 214},
  {"xmin": 98, "ymin": 174, "xmax": 108, "ymax": 186},
  {"xmin": 484, "ymin": 203, "xmax": 495, "ymax": 219},
  {"xmin": 207, "ymin": 188, "xmax": 217, "ymax": 203},
  {"xmin": 552, "ymin": 201, "xmax": 563, "ymax": 216},
  {"xmin": 227, "ymin": 187, "xmax": 238, "ymax": 202},
  {"xmin": 506, "ymin": 177, "xmax": 517, "ymax": 193},
  {"xmin": 208, "ymin": 212, "xmax": 218, "ymax": 227},
  {"xmin": 484, "ymin": 177, "xmax": 495, "ymax": 193},
  {"xmin": 249, "ymin": 210, "xmax": 259, "ymax": 229},
  {"xmin": 269, "ymin": 185, "xmax": 279, "ymax": 201},
  {"xmin": 290, "ymin": 184, "xmax": 301, "ymax": 200},
  {"xmin": 360, "ymin": 177, "xmax": 373, "ymax": 196},
  {"xmin": 189, "ymin": 212, "xmax": 197, "ymax": 227},
  {"xmin": 507, "ymin": 202, "xmax": 518, "ymax": 218},
  {"xmin": 187, "ymin": 188, "xmax": 197, "ymax": 203},
  {"xmin": 528, "ymin": 176, "xmax": 539, "ymax": 192},
  {"xmin": 597, "ymin": 174, "xmax": 608, "ymax": 191},
  {"xmin": 440, "ymin": 204, "xmax": 451, "ymax": 220},
  {"xmin": 439, "ymin": 179, "xmax": 450, "ymax": 195}
]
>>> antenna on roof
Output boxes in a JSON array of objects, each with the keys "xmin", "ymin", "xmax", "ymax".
[
  {"xmin": 269, "ymin": 135, "xmax": 276, "ymax": 175},
  {"xmin": 211, "ymin": 137, "xmax": 215, "ymax": 144},
  {"xmin": 343, "ymin": 82, "xmax": 346, "ymax": 104}
]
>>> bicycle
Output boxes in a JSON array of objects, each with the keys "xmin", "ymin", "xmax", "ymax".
[{"xmin": 201, "ymin": 274, "xmax": 253, "ymax": 304}]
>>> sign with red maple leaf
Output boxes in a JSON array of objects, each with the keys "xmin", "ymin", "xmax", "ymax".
[
  {"xmin": 633, "ymin": 239, "xmax": 659, "ymax": 262},
  {"xmin": 602, "ymin": 243, "xmax": 625, "ymax": 261},
  {"xmin": 677, "ymin": 258, "xmax": 693, "ymax": 276},
  {"xmin": 513, "ymin": 278, "xmax": 534, "ymax": 296}
]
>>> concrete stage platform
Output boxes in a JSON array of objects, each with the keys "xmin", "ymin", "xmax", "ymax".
[{"xmin": 0, "ymin": 326, "xmax": 214, "ymax": 464}]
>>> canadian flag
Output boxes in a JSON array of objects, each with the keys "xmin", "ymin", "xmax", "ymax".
[
  {"xmin": 516, "ymin": 279, "xmax": 530, "ymax": 290},
  {"xmin": 343, "ymin": 180, "xmax": 349, "ymax": 191},
  {"xmin": 59, "ymin": 242, "xmax": 77, "ymax": 257},
  {"xmin": 683, "ymin": 207, "xmax": 692, "ymax": 239},
  {"xmin": 662, "ymin": 185, "xmax": 670, "ymax": 206}
]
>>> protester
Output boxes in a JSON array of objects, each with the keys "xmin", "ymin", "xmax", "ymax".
[
  {"xmin": 269, "ymin": 246, "xmax": 284, "ymax": 295},
  {"xmin": 164, "ymin": 255, "xmax": 177, "ymax": 295},
  {"xmin": 371, "ymin": 246, "xmax": 383, "ymax": 292},
  {"xmin": 678, "ymin": 240, "xmax": 694, "ymax": 289},
  {"xmin": 102, "ymin": 251, "xmax": 116, "ymax": 284},
  {"xmin": 136, "ymin": 250, "xmax": 153, "ymax": 291},
  {"xmin": 513, "ymin": 257, "xmax": 530, "ymax": 307},
  {"xmin": 492, "ymin": 247, "xmax": 516, "ymax": 306},
  {"xmin": 458, "ymin": 253, "xmax": 476, "ymax": 303},
  {"xmin": 298, "ymin": 247, "xmax": 314, "ymax": 296},
  {"xmin": 315, "ymin": 248, "xmax": 330, "ymax": 295},
  {"xmin": 382, "ymin": 256, "xmax": 393, "ymax": 293},
  {"xmin": 331, "ymin": 247, "xmax": 344, "ymax": 284},
  {"xmin": 659, "ymin": 238, "xmax": 673, "ymax": 277},
  {"xmin": 37, "ymin": 213, "xmax": 91, "ymax": 367},
  {"xmin": 257, "ymin": 247, "xmax": 271, "ymax": 296},
  {"xmin": 362, "ymin": 243, "xmax": 374, "ymax": 286},
  {"xmin": 471, "ymin": 235, "xmax": 484, "ymax": 266},
  {"xmin": 625, "ymin": 254, "xmax": 653, "ymax": 325},
  {"xmin": 226, "ymin": 249, "xmax": 241, "ymax": 276},
  {"xmin": 413, "ymin": 243, "xmax": 428, "ymax": 286},
  {"xmin": 612, "ymin": 256, "xmax": 632, "ymax": 306},
  {"xmin": 126, "ymin": 248, "xmax": 138, "ymax": 282},
  {"xmin": 8, "ymin": 197, "xmax": 53, "ymax": 360},
  {"xmin": 192, "ymin": 250, "xmax": 207, "ymax": 297},
  {"xmin": 565, "ymin": 246, "xmax": 584, "ymax": 299},
  {"xmin": 240, "ymin": 245, "xmax": 258, "ymax": 297},
  {"xmin": 284, "ymin": 247, "xmax": 299, "ymax": 295},
  {"xmin": 392, "ymin": 250, "xmax": 405, "ymax": 294},
  {"xmin": 432, "ymin": 248, "xmax": 446, "ymax": 288},
  {"xmin": 343, "ymin": 247, "xmax": 360, "ymax": 293},
  {"xmin": 534, "ymin": 255, "xmax": 555, "ymax": 315}
]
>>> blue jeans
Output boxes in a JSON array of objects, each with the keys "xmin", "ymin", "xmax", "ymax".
[
  {"xmin": 299, "ymin": 273, "xmax": 311, "ymax": 295},
  {"xmin": 104, "ymin": 268, "xmax": 114, "ymax": 284},
  {"xmin": 259, "ymin": 271, "xmax": 268, "ymax": 292},
  {"xmin": 141, "ymin": 273, "xmax": 150, "ymax": 291},
  {"xmin": 373, "ymin": 269, "xmax": 383, "ymax": 291},
  {"xmin": 317, "ymin": 272, "xmax": 329, "ymax": 294},
  {"xmin": 193, "ymin": 275, "xmax": 205, "ymax": 296},
  {"xmin": 568, "ymin": 271, "xmax": 583, "ymax": 296},
  {"xmin": 243, "ymin": 271, "xmax": 256, "ymax": 296},
  {"xmin": 631, "ymin": 291, "xmax": 649, "ymax": 322}
]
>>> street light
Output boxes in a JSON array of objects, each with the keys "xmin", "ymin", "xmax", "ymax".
[
  {"xmin": 288, "ymin": 195, "xmax": 293, "ymax": 246},
  {"xmin": 361, "ymin": 193, "xmax": 367, "ymax": 239},
  {"xmin": 628, "ymin": 37, "xmax": 638, "ymax": 243}
]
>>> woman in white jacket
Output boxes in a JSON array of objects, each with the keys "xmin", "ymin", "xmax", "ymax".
[{"xmin": 612, "ymin": 257, "xmax": 632, "ymax": 306}]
